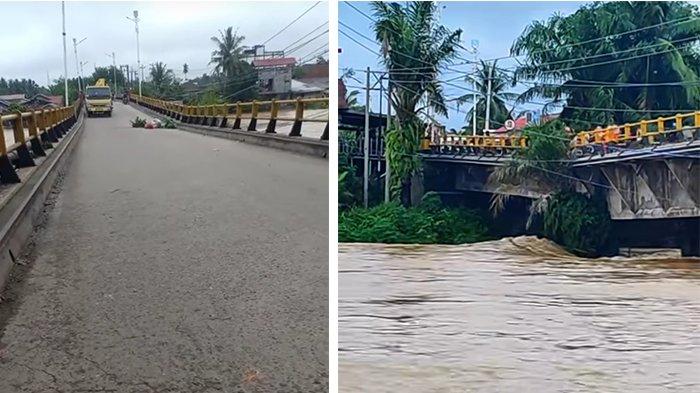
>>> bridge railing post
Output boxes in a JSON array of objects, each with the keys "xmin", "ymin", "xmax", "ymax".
[
  {"xmin": 27, "ymin": 111, "xmax": 46, "ymax": 157},
  {"xmin": 289, "ymin": 98, "xmax": 304, "ymax": 137},
  {"xmin": 247, "ymin": 100, "xmax": 258, "ymax": 131},
  {"xmin": 38, "ymin": 109, "xmax": 55, "ymax": 147},
  {"xmin": 0, "ymin": 120, "xmax": 20, "ymax": 184},
  {"xmin": 232, "ymin": 102, "xmax": 242, "ymax": 129},
  {"xmin": 265, "ymin": 99, "xmax": 278, "ymax": 133},
  {"xmin": 639, "ymin": 120, "xmax": 649, "ymax": 144},
  {"xmin": 11, "ymin": 113, "xmax": 35, "ymax": 168},
  {"xmin": 209, "ymin": 105, "xmax": 217, "ymax": 127},
  {"xmin": 219, "ymin": 104, "xmax": 228, "ymax": 128}
]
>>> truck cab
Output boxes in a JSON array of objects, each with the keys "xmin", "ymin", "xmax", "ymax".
[{"xmin": 85, "ymin": 78, "xmax": 113, "ymax": 117}]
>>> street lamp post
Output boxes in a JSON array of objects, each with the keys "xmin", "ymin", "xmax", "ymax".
[
  {"xmin": 73, "ymin": 37, "xmax": 87, "ymax": 93},
  {"xmin": 126, "ymin": 10, "xmax": 142, "ymax": 96},
  {"xmin": 79, "ymin": 60, "xmax": 88, "ymax": 84},
  {"xmin": 106, "ymin": 52, "xmax": 117, "ymax": 93},
  {"xmin": 470, "ymin": 39, "xmax": 479, "ymax": 136},
  {"xmin": 61, "ymin": 1, "xmax": 68, "ymax": 105}
]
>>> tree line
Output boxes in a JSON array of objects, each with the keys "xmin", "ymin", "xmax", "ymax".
[{"xmin": 2, "ymin": 25, "xmax": 313, "ymax": 106}]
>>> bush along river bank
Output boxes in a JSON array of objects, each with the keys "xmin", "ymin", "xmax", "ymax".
[{"xmin": 338, "ymin": 190, "xmax": 615, "ymax": 258}]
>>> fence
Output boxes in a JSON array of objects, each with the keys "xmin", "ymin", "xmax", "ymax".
[
  {"xmin": 132, "ymin": 94, "xmax": 329, "ymax": 141},
  {"xmin": 429, "ymin": 110, "xmax": 700, "ymax": 157},
  {"xmin": 0, "ymin": 100, "xmax": 81, "ymax": 184}
]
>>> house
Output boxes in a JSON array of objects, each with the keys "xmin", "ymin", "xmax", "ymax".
[
  {"xmin": 293, "ymin": 63, "xmax": 329, "ymax": 94},
  {"xmin": 493, "ymin": 109, "xmax": 561, "ymax": 134},
  {"xmin": 0, "ymin": 93, "xmax": 26, "ymax": 103},
  {"xmin": 23, "ymin": 94, "xmax": 63, "ymax": 109},
  {"xmin": 290, "ymin": 79, "xmax": 327, "ymax": 99},
  {"xmin": 252, "ymin": 57, "xmax": 296, "ymax": 97}
]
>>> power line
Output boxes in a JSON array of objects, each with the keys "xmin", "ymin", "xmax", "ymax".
[
  {"xmin": 486, "ymin": 16, "xmax": 700, "ymax": 62},
  {"xmin": 282, "ymin": 21, "xmax": 328, "ymax": 52},
  {"xmin": 262, "ymin": 1, "xmax": 321, "ymax": 45},
  {"xmin": 285, "ymin": 29, "xmax": 329, "ymax": 56}
]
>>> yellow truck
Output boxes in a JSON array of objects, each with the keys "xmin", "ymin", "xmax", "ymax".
[{"xmin": 85, "ymin": 78, "xmax": 113, "ymax": 117}]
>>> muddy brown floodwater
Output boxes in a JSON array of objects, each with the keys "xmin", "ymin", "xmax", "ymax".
[{"xmin": 339, "ymin": 237, "xmax": 700, "ymax": 393}]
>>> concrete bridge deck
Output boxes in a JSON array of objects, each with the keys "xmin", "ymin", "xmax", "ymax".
[{"xmin": 0, "ymin": 103, "xmax": 328, "ymax": 392}]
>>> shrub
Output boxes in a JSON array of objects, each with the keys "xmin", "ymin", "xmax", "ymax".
[
  {"xmin": 130, "ymin": 117, "xmax": 146, "ymax": 128},
  {"xmin": 338, "ymin": 194, "xmax": 491, "ymax": 245},
  {"xmin": 543, "ymin": 191, "xmax": 612, "ymax": 257},
  {"xmin": 161, "ymin": 118, "xmax": 177, "ymax": 129}
]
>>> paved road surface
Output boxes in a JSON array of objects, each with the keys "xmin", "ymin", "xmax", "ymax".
[{"xmin": 0, "ymin": 103, "xmax": 328, "ymax": 392}]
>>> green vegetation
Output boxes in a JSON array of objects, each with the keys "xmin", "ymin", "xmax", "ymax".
[
  {"xmin": 161, "ymin": 118, "xmax": 177, "ymax": 129},
  {"xmin": 130, "ymin": 117, "xmax": 146, "ymax": 128},
  {"xmin": 457, "ymin": 60, "xmax": 519, "ymax": 134},
  {"xmin": 371, "ymin": 1, "xmax": 462, "ymax": 203},
  {"xmin": 512, "ymin": 1, "xmax": 700, "ymax": 127},
  {"xmin": 543, "ymin": 191, "xmax": 612, "ymax": 257},
  {"xmin": 339, "ymin": 193, "xmax": 492, "ymax": 244},
  {"xmin": 489, "ymin": 120, "xmax": 612, "ymax": 256}
]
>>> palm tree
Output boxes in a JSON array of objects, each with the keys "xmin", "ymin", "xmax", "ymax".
[
  {"xmin": 149, "ymin": 62, "xmax": 175, "ymax": 98},
  {"xmin": 371, "ymin": 1, "xmax": 462, "ymax": 203},
  {"xmin": 511, "ymin": 1, "xmax": 700, "ymax": 128},
  {"xmin": 457, "ymin": 60, "xmax": 519, "ymax": 133},
  {"xmin": 209, "ymin": 27, "xmax": 246, "ymax": 78},
  {"xmin": 372, "ymin": 1, "xmax": 462, "ymax": 126},
  {"xmin": 150, "ymin": 62, "xmax": 174, "ymax": 86}
]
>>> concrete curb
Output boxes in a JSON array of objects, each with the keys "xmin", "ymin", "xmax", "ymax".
[
  {"xmin": 130, "ymin": 103, "xmax": 328, "ymax": 159},
  {"xmin": 0, "ymin": 114, "xmax": 86, "ymax": 293}
]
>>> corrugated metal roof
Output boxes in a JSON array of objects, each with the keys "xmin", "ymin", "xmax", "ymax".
[{"xmin": 252, "ymin": 57, "xmax": 296, "ymax": 67}]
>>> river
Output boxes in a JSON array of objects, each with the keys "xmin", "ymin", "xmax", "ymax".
[{"xmin": 339, "ymin": 237, "xmax": 700, "ymax": 392}]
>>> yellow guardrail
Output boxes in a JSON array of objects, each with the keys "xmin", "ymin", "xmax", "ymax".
[
  {"xmin": 131, "ymin": 94, "xmax": 329, "ymax": 141},
  {"xmin": 572, "ymin": 111, "xmax": 700, "ymax": 147},
  {"xmin": 0, "ymin": 99, "xmax": 81, "ymax": 184},
  {"xmin": 430, "ymin": 110, "xmax": 700, "ymax": 156}
]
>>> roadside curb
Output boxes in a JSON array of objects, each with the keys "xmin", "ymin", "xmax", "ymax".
[
  {"xmin": 0, "ymin": 114, "xmax": 86, "ymax": 293},
  {"xmin": 129, "ymin": 103, "xmax": 328, "ymax": 159}
]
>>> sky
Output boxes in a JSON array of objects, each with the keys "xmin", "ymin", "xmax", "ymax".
[
  {"xmin": 339, "ymin": 1, "xmax": 589, "ymax": 130},
  {"xmin": 0, "ymin": 1, "xmax": 328, "ymax": 86}
]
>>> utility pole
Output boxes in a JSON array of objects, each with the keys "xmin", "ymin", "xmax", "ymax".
[
  {"xmin": 127, "ymin": 10, "xmax": 142, "ymax": 96},
  {"xmin": 363, "ymin": 67, "xmax": 371, "ymax": 208},
  {"xmin": 73, "ymin": 37, "xmax": 87, "ymax": 94},
  {"xmin": 79, "ymin": 61, "xmax": 88, "ymax": 84},
  {"xmin": 484, "ymin": 61, "xmax": 493, "ymax": 132},
  {"xmin": 384, "ymin": 73, "xmax": 391, "ymax": 203},
  {"xmin": 471, "ymin": 39, "xmax": 479, "ymax": 136},
  {"xmin": 106, "ymin": 52, "xmax": 117, "ymax": 93},
  {"xmin": 61, "ymin": 1, "xmax": 68, "ymax": 105}
]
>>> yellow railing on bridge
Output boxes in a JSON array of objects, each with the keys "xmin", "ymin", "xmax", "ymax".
[
  {"xmin": 572, "ymin": 111, "xmax": 700, "ymax": 147},
  {"xmin": 429, "ymin": 110, "xmax": 700, "ymax": 157},
  {"xmin": 131, "ymin": 94, "xmax": 329, "ymax": 141},
  {"xmin": 0, "ymin": 99, "xmax": 82, "ymax": 184}
]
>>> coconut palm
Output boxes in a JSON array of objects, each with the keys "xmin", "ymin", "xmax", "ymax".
[
  {"xmin": 457, "ymin": 60, "xmax": 519, "ymax": 133},
  {"xmin": 209, "ymin": 27, "xmax": 247, "ymax": 78},
  {"xmin": 371, "ymin": 1, "xmax": 462, "ymax": 203},
  {"xmin": 149, "ymin": 62, "xmax": 174, "ymax": 87},
  {"xmin": 148, "ymin": 62, "xmax": 176, "ymax": 98},
  {"xmin": 511, "ymin": 1, "xmax": 700, "ymax": 128},
  {"xmin": 371, "ymin": 1, "xmax": 462, "ymax": 126}
]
